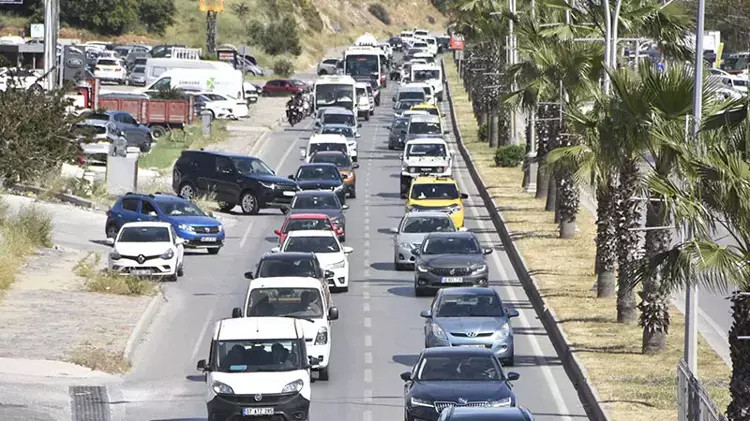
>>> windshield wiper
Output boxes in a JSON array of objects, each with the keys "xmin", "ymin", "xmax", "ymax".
[{"xmin": 282, "ymin": 315, "xmax": 315, "ymax": 323}]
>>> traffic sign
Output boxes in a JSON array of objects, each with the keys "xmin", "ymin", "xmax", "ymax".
[
  {"xmin": 199, "ymin": 0, "xmax": 224, "ymax": 12},
  {"xmin": 450, "ymin": 35, "xmax": 465, "ymax": 50},
  {"xmin": 30, "ymin": 23, "xmax": 43, "ymax": 39}
]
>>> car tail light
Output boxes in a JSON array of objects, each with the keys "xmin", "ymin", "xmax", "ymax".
[
  {"xmin": 94, "ymin": 67, "xmax": 101, "ymax": 71},
  {"xmin": 114, "ymin": 68, "xmax": 121, "ymax": 72}
]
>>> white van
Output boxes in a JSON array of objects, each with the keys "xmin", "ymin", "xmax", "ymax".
[
  {"xmin": 301, "ymin": 133, "xmax": 357, "ymax": 163},
  {"xmin": 410, "ymin": 63, "xmax": 444, "ymax": 101},
  {"xmin": 145, "ymin": 57, "xmax": 231, "ymax": 85},
  {"xmin": 355, "ymin": 81, "xmax": 374, "ymax": 120},
  {"xmin": 143, "ymin": 67, "xmax": 245, "ymax": 101},
  {"xmin": 234, "ymin": 277, "xmax": 340, "ymax": 380},
  {"xmin": 400, "ymin": 137, "xmax": 453, "ymax": 193},
  {"xmin": 196, "ymin": 317, "xmax": 314, "ymax": 421}
]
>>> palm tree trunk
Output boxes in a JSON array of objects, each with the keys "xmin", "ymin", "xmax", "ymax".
[
  {"xmin": 558, "ymin": 173, "xmax": 579, "ymax": 239},
  {"xmin": 489, "ymin": 108, "xmax": 499, "ymax": 148},
  {"xmin": 596, "ymin": 176, "xmax": 618, "ymax": 298},
  {"xmin": 546, "ymin": 177, "xmax": 557, "ymax": 212},
  {"xmin": 727, "ymin": 290, "xmax": 750, "ymax": 420},
  {"xmin": 616, "ymin": 159, "xmax": 640, "ymax": 324},
  {"xmin": 639, "ymin": 196, "xmax": 672, "ymax": 353},
  {"xmin": 536, "ymin": 163, "xmax": 549, "ymax": 199}
]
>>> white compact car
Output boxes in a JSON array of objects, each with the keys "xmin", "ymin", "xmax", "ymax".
[
  {"xmin": 301, "ymin": 133, "xmax": 357, "ymax": 163},
  {"xmin": 197, "ymin": 317, "xmax": 314, "ymax": 421},
  {"xmin": 400, "ymin": 137, "xmax": 453, "ymax": 194},
  {"xmin": 198, "ymin": 92, "xmax": 249, "ymax": 119},
  {"xmin": 234, "ymin": 277, "xmax": 340, "ymax": 380},
  {"xmin": 93, "ymin": 57, "xmax": 126, "ymax": 84},
  {"xmin": 272, "ymin": 230, "xmax": 353, "ymax": 292},
  {"xmin": 355, "ymin": 82, "xmax": 374, "ymax": 120},
  {"xmin": 107, "ymin": 222, "xmax": 185, "ymax": 281}
]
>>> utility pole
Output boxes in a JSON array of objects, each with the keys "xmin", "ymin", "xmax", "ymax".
[
  {"xmin": 685, "ymin": 0, "xmax": 705, "ymax": 376},
  {"xmin": 206, "ymin": 10, "xmax": 217, "ymax": 56},
  {"xmin": 43, "ymin": 0, "xmax": 59, "ymax": 91}
]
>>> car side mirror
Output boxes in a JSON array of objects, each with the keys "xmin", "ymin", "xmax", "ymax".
[
  {"xmin": 270, "ymin": 247, "xmax": 280, "ymax": 253},
  {"xmin": 342, "ymin": 204, "xmax": 349, "ymax": 210},
  {"xmin": 274, "ymin": 229, "xmax": 282, "ymax": 236},
  {"xmin": 420, "ymin": 310, "xmax": 432, "ymax": 318},
  {"xmin": 232, "ymin": 307, "xmax": 242, "ymax": 318},
  {"xmin": 175, "ymin": 237, "xmax": 186, "ymax": 245},
  {"xmin": 400, "ymin": 193, "xmax": 407, "ymax": 199},
  {"xmin": 389, "ymin": 227, "xmax": 399, "ymax": 234},
  {"xmin": 441, "ymin": 113, "xmax": 446, "ymax": 117},
  {"xmin": 444, "ymin": 130, "xmax": 450, "ymax": 135},
  {"xmin": 104, "ymin": 237, "xmax": 115, "ymax": 246},
  {"xmin": 324, "ymin": 270, "xmax": 334, "ymax": 278},
  {"xmin": 483, "ymin": 248, "xmax": 494, "ymax": 255},
  {"xmin": 356, "ymin": 133, "xmax": 361, "ymax": 138},
  {"xmin": 307, "ymin": 356, "xmax": 320, "ymax": 368},
  {"xmin": 328, "ymin": 307, "xmax": 339, "ymax": 320},
  {"xmin": 400, "ymin": 129, "xmax": 406, "ymax": 135},
  {"xmin": 340, "ymin": 174, "xmax": 348, "ymax": 180},
  {"xmin": 343, "ymin": 246, "xmax": 354, "ymax": 254},
  {"xmin": 507, "ymin": 372, "xmax": 520, "ymax": 381},
  {"xmin": 299, "ymin": 148, "xmax": 307, "ymax": 158},
  {"xmin": 458, "ymin": 227, "xmax": 468, "ymax": 232},
  {"xmin": 244, "ymin": 271, "xmax": 254, "ymax": 279},
  {"xmin": 353, "ymin": 163, "xmax": 360, "ymax": 169},
  {"xmin": 461, "ymin": 193, "xmax": 468, "ymax": 199},
  {"xmin": 392, "ymin": 96, "xmax": 396, "ymax": 102},
  {"xmin": 358, "ymin": 123, "xmax": 363, "ymax": 128},
  {"xmin": 288, "ymin": 175, "xmax": 295, "ymax": 180},
  {"xmin": 412, "ymin": 249, "xmax": 420, "ymax": 256},
  {"xmin": 400, "ymin": 371, "xmax": 411, "ymax": 381},
  {"xmin": 197, "ymin": 359, "xmax": 208, "ymax": 372},
  {"xmin": 507, "ymin": 308, "xmax": 520, "ymax": 318}
]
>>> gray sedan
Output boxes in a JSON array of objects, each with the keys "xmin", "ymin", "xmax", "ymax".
[
  {"xmin": 413, "ymin": 231, "xmax": 493, "ymax": 296},
  {"xmin": 390, "ymin": 211, "xmax": 460, "ymax": 270},
  {"xmin": 421, "ymin": 287, "xmax": 519, "ymax": 366}
]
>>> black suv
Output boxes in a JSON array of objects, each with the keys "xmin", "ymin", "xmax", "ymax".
[{"xmin": 172, "ymin": 150, "xmax": 299, "ymax": 215}]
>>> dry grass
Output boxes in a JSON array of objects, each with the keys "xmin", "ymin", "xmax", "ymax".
[
  {"xmin": 0, "ymin": 201, "xmax": 54, "ymax": 293},
  {"xmin": 444, "ymin": 60, "xmax": 732, "ymax": 420},
  {"xmin": 75, "ymin": 253, "xmax": 155, "ymax": 297},
  {"xmin": 68, "ymin": 342, "xmax": 131, "ymax": 374},
  {"xmin": 31, "ymin": 172, "xmax": 111, "ymax": 207}
]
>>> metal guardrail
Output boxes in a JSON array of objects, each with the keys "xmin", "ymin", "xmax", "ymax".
[{"xmin": 677, "ymin": 359, "xmax": 727, "ymax": 421}]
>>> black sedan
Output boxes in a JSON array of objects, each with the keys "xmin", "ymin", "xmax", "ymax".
[
  {"xmin": 289, "ymin": 163, "xmax": 347, "ymax": 205},
  {"xmin": 287, "ymin": 191, "xmax": 348, "ymax": 241},
  {"xmin": 401, "ymin": 347, "xmax": 519, "ymax": 421}
]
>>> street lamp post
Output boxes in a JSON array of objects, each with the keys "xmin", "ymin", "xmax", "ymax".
[{"xmin": 43, "ymin": 0, "xmax": 59, "ymax": 91}]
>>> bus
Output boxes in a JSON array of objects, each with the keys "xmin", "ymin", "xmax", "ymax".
[
  {"xmin": 344, "ymin": 46, "xmax": 386, "ymax": 87},
  {"xmin": 313, "ymin": 75, "xmax": 358, "ymax": 113}
]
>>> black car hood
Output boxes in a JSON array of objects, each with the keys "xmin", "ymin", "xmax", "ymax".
[
  {"xmin": 253, "ymin": 173, "xmax": 298, "ymax": 187},
  {"xmin": 419, "ymin": 254, "xmax": 485, "ymax": 268},
  {"xmin": 296, "ymin": 179, "xmax": 342, "ymax": 190},
  {"xmin": 289, "ymin": 208, "xmax": 344, "ymax": 219},
  {"xmin": 411, "ymin": 380, "xmax": 513, "ymax": 403}
]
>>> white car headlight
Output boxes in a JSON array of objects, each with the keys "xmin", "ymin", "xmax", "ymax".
[
  {"xmin": 315, "ymin": 326, "xmax": 328, "ymax": 345},
  {"xmin": 495, "ymin": 323, "xmax": 511, "ymax": 339},
  {"xmin": 488, "ymin": 397, "xmax": 512, "ymax": 407},
  {"xmin": 178, "ymin": 224, "xmax": 195, "ymax": 233},
  {"xmin": 259, "ymin": 181, "xmax": 276, "ymax": 189},
  {"xmin": 334, "ymin": 184, "xmax": 344, "ymax": 192},
  {"xmin": 431, "ymin": 323, "xmax": 447, "ymax": 340},
  {"xmin": 416, "ymin": 264, "xmax": 429, "ymax": 273},
  {"xmin": 447, "ymin": 204, "xmax": 463, "ymax": 213},
  {"xmin": 281, "ymin": 379, "xmax": 304, "ymax": 394},
  {"xmin": 212, "ymin": 381, "xmax": 234, "ymax": 395},
  {"xmin": 217, "ymin": 224, "xmax": 224, "ymax": 232},
  {"xmin": 329, "ymin": 259, "xmax": 346, "ymax": 269},
  {"xmin": 410, "ymin": 397, "xmax": 434, "ymax": 408},
  {"xmin": 109, "ymin": 250, "xmax": 121, "ymax": 260},
  {"xmin": 160, "ymin": 249, "xmax": 174, "ymax": 259},
  {"xmin": 471, "ymin": 263, "xmax": 488, "ymax": 273}
]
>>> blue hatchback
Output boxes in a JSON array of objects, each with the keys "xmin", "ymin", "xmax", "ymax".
[{"xmin": 105, "ymin": 193, "xmax": 225, "ymax": 254}]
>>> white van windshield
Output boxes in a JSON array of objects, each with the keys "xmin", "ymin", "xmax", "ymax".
[
  {"xmin": 213, "ymin": 340, "xmax": 303, "ymax": 372},
  {"xmin": 407, "ymin": 143, "xmax": 447, "ymax": 157}
]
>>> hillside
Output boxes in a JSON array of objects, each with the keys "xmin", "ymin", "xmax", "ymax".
[{"xmin": 0, "ymin": 0, "xmax": 446, "ymax": 71}]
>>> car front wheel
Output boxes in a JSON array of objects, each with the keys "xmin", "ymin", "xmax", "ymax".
[
  {"xmin": 179, "ymin": 183, "xmax": 196, "ymax": 200},
  {"xmin": 240, "ymin": 191, "xmax": 259, "ymax": 214},
  {"xmin": 318, "ymin": 366, "xmax": 330, "ymax": 381},
  {"xmin": 105, "ymin": 223, "xmax": 119, "ymax": 239}
]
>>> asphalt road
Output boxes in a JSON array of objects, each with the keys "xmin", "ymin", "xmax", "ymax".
[{"xmin": 112, "ymin": 77, "xmax": 589, "ymax": 420}]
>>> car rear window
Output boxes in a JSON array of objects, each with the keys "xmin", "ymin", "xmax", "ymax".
[{"xmin": 97, "ymin": 59, "xmax": 118, "ymax": 66}]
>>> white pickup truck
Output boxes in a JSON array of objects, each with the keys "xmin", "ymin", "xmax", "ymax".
[{"xmin": 400, "ymin": 137, "xmax": 453, "ymax": 194}]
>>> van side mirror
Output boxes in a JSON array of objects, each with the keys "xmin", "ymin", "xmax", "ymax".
[
  {"xmin": 420, "ymin": 310, "xmax": 432, "ymax": 318},
  {"xmin": 461, "ymin": 193, "xmax": 468, "ymax": 199},
  {"xmin": 389, "ymin": 227, "xmax": 399, "ymax": 234},
  {"xmin": 307, "ymin": 356, "xmax": 320, "ymax": 368},
  {"xmin": 232, "ymin": 307, "xmax": 242, "ymax": 318},
  {"xmin": 197, "ymin": 359, "xmax": 208, "ymax": 371},
  {"xmin": 104, "ymin": 237, "xmax": 115, "ymax": 246},
  {"xmin": 483, "ymin": 248, "xmax": 494, "ymax": 255},
  {"xmin": 328, "ymin": 307, "xmax": 339, "ymax": 320},
  {"xmin": 400, "ymin": 371, "xmax": 411, "ymax": 381},
  {"xmin": 400, "ymin": 193, "xmax": 407, "ymax": 199},
  {"xmin": 244, "ymin": 271, "xmax": 254, "ymax": 279},
  {"xmin": 507, "ymin": 308, "xmax": 520, "ymax": 318},
  {"xmin": 507, "ymin": 372, "xmax": 520, "ymax": 381}
]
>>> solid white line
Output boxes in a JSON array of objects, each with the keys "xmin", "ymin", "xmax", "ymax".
[
  {"xmin": 364, "ymin": 351, "xmax": 373, "ymax": 364},
  {"xmin": 364, "ymin": 368, "xmax": 373, "ymax": 383},
  {"xmin": 239, "ymin": 221, "xmax": 255, "ymax": 249},
  {"xmin": 452, "ymin": 122, "xmax": 573, "ymax": 420},
  {"xmin": 189, "ymin": 306, "xmax": 217, "ymax": 364},
  {"xmin": 364, "ymin": 317, "xmax": 372, "ymax": 328},
  {"xmin": 274, "ymin": 119, "xmax": 311, "ymax": 169},
  {"xmin": 364, "ymin": 335, "xmax": 373, "ymax": 347}
]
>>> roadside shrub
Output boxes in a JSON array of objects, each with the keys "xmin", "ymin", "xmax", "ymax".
[
  {"xmin": 368, "ymin": 3, "xmax": 392, "ymax": 25},
  {"xmin": 427, "ymin": 15, "xmax": 436, "ymax": 24},
  {"xmin": 273, "ymin": 59, "xmax": 295, "ymax": 77},
  {"xmin": 247, "ymin": 16, "xmax": 302, "ymax": 56},
  {"xmin": 69, "ymin": 343, "xmax": 130, "ymax": 373},
  {"xmin": 151, "ymin": 86, "xmax": 184, "ymax": 100},
  {"xmin": 13, "ymin": 205, "xmax": 53, "ymax": 248},
  {"xmin": 0, "ymin": 196, "xmax": 7, "ymax": 226},
  {"xmin": 75, "ymin": 252, "xmax": 154, "ymax": 296},
  {"xmin": 478, "ymin": 123, "xmax": 488, "ymax": 142},
  {"xmin": 494, "ymin": 145, "xmax": 526, "ymax": 167},
  {"xmin": 295, "ymin": 0, "xmax": 323, "ymax": 32}
]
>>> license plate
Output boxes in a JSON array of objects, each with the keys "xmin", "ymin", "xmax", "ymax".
[
  {"xmin": 132, "ymin": 269, "xmax": 151, "ymax": 276},
  {"xmin": 441, "ymin": 277, "xmax": 463, "ymax": 284},
  {"xmin": 420, "ymin": 168, "xmax": 434, "ymax": 172},
  {"xmin": 283, "ymin": 190, "xmax": 296, "ymax": 196},
  {"xmin": 462, "ymin": 344, "xmax": 486, "ymax": 348},
  {"xmin": 242, "ymin": 407, "xmax": 274, "ymax": 416},
  {"xmin": 200, "ymin": 237, "xmax": 218, "ymax": 242}
]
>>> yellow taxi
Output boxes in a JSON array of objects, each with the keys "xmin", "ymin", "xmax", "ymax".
[
  {"xmin": 410, "ymin": 102, "xmax": 445, "ymax": 127},
  {"xmin": 403, "ymin": 175, "xmax": 467, "ymax": 228}
]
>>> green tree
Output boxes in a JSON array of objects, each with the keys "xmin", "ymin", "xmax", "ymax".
[
  {"xmin": 61, "ymin": 0, "xmax": 139, "ymax": 35},
  {"xmin": 137, "ymin": 0, "xmax": 175, "ymax": 35}
]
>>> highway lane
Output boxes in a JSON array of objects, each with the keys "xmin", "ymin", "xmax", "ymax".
[{"xmin": 113, "ymin": 78, "xmax": 589, "ymax": 420}]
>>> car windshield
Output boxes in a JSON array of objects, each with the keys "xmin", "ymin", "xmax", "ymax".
[
  {"xmin": 133, "ymin": 66, "xmax": 145, "ymax": 73},
  {"xmin": 323, "ymin": 114, "xmax": 354, "ymax": 126},
  {"xmin": 356, "ymin": 87, "xmax": 366, "ymax": 96},
  {"xmin": 246, "ymin": 287, "xmax": 324, "ymax": 318},
  {"xmin": 213, "ymin": 340, "xmax": 302, "ymax": 373},
  {"xmin": 310, "ymin": 153, "xmax": 350, "ymax": 167},
  {"xmin": 400, "ymin": 91, "xmax": 425, "ymax": 100},
  {"xmin": 321, "ymin": 126, "xmax": 354, "ymax": 137},
  {"xmin": 417, "ymin": 356, "xmax": 501, "ymax": 381},
  {"xmin": 297, "ymin": 165, "xmax": 341, "ymax": 181},
  {"xmin": 423, "ymin": 236, "xmax": 480, "ymax": 254},
  {"xmin": 118, "ymin": 227, "xmax": 171, "ymax": 242},
  {"xmin": 436, "ymin": 294, "xmax": 505, "ymax": 318},
  {"xmin": 155, "ymin": 200, "xmax": 206, "ymax": 216},
  {"xmin": 402, "ymin": 216, "xmax": 454, "ymax": 233},
  {"xmin": 393, "ymin": 119, "xmax": 409, "ymax": 130},
  {"xmin": 285, "ymin": 218, "xmax": 333, "ymax": 232},
  {"xmin": 257, "ymin": 258, "xmax": 318, "ymax": 278},
  {"xmin": 284, "ymin": 236, "xmax": 340, "ymax": 253},
  {"xmin": 231, "ymin": 157, "xmax": 274, "ymax": 176},
  {"xmin": 310, "ymin": 143, "xmax": 348, "ymax": 155},
  {"xmin": 407, "ymin": 143, "xmax": 446, "ymax": 157},
  {"xmin": 204, "ymin": 94, "xmax": 226, "ymax": 100},
  {"xmin": 414, "ymin": 70, "xmax": 440, "ymax": 81},
  {"xmin": 409, "ymin": 122, "xmax": 442, "ymax": 135},
  {"xmin": 411, "ymin": 183, "xmax": 459, "ymax": 199},
  {"xmin": 292, "ymin": 194, "xmax": 340, "ymax": 209},
  {"xmin": 315, "ymin": 84, "xmax": 354, "ymax": 107},
  {"xmin": 82, "ymin": 112, "xmax": 110, "ymax": 122}
]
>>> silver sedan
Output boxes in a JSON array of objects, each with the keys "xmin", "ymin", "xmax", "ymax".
[{"xmin": 390, "ymin": 211, "xmax": 460, "ymax": 271}]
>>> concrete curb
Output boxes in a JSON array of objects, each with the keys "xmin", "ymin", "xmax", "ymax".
[
  {"xmin": 123, "ymin": 291, "xmax": 166, "ymax": 364},
  {"xmin": 9, "ymin": 184, "xmax": 103, "ymax": 211},
  {"xmin": 442, "ymin": 60, "xmax": 611, "ymax": 421}
]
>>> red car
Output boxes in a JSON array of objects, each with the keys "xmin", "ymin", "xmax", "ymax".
[
  {"xmin": 262, "ymin": 79, "xmax": 306, "ymax": 97},
  {"xmin": 274, "ymin": 213, "xmax": 344, "ymax": 244}
]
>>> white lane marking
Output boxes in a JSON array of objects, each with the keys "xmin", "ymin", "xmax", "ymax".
[
  {"xmin": 274, "ymin": 119, "xmax": 311, "ymax": 169},
  {"xmin": 365, "ymin": 335, "xmax": 373, "ymax": 347},
  {"xmin": 364, "ymin": 351, "xmax": 373, "ymax": 364},
  {"xmin": 364, "ymin": 368, "xmax": 373, "ymax": 383},
  {"xmin": 364, "ymin": 317, "xmax": 372, "ymax": 328},
  {"xmin": 363, "ymin": 291, "xmax": 371, "ymax": 299},
  {"xmin": 239, "ymin": 221, "xmax": 255, "ymax": 249},
  {"xmin": 189, "ymin": 306, "xmax": 217, "ymax": 364},
  {"xmin": 363, "ymin": 302, "xmax": 371, "ymax": 312},
  {"xmin": 452, "ymin": 148, "xmax": 574, "ymax": 420},
  {"xmin": 364, "ymin": 389, "xmax": 373, "ymax": 403}
]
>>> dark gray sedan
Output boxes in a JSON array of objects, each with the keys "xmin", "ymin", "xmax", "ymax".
[
  {"xmin": 413, "ymin": 231, "xmax": 493, "ymax": 296},
  {"xmin": 288, "ymin": 190, "xmax": 348, "ymax": 241},
  {"xmin": 421, "ymin": 287, "xmax": 519, "ymax": 366}
]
